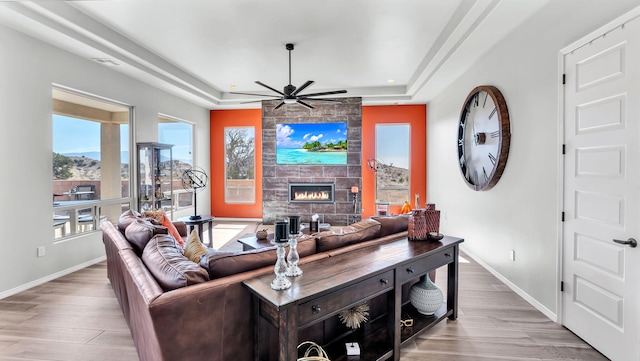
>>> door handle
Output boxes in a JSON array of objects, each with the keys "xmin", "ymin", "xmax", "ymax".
[{"xmin": 613, "ymin": 238, "xmax": 637, "ymax": 248}]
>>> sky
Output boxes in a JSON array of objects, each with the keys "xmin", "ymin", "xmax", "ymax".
[
  {"xmin": 53, "ymin": 114, "xmax": 193, "ymax": 163},
  {"xmin": 375, "ymin": 124, "xmax": 410, "ymax": 169},
  {"xmin": 276, "ymin": 122, "xmax": 347, "ymax": 149}
]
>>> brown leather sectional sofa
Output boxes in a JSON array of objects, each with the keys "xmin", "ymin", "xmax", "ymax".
[{"xmin": 101, "ymin": 212, "xmax": 409, "ymax": 361}]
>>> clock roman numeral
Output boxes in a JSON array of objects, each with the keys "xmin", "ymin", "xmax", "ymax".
[
  {"xmin": 483, "ymin": 93, "xmax": 488, "ymax": 108},
  {"xmin": 488, "ymin": 152, "xmax": 497, "ymax": 165},
  {"xmin": 483, "ymin": 167, "xmax": 489, "ymax": 182},
  {"xmin": 489, "ymin": 107, "xmax": 497, "ymax": 119},
  {"xmin": 458, "ymin": 139, "xmax": 464, "ymax": 147},
  {"xmin": 491, "ymin": 130, "xmax": 500, "ymax": 138},
  {"xmin": 474, "ymin": 93, "xmax": 479, "ymax": 107}
]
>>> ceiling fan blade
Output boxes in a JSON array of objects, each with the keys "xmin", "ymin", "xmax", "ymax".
[
  {"xmin": 299, "ymin": 89, "xmax": 347, "ymax": 97},
  {"xmin": 230, "ymin": 91, "xmax": 279, "ymax": 97},
  {"xmin": 301, "ymin": 98, "xmax": 342, "ymax": 103},
  {"xmin": 297, "ymin": 100, "xmax": 315, "ymax": 110},
  {"xmin": 255, "ymin": 81, "xmax": 285, "ymax": 96},
  {"xmin": 291, "ymin": 80, "xmax": 314, "ymax": 96},
  {"xmin": 240, "ymin": 99, "xmax": 279, "ymax": 104},
  {"xmin": 274, "ymin": 101, "xmax": 286, "ymax": 110}
]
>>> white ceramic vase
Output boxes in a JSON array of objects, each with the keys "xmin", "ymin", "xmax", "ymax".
[{"xmin": 409, "ymin": 274, "xmax": 443, "ymax": 315}]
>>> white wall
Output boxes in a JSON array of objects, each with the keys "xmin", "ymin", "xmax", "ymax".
[
  {"xmin": 0, "ymin": 25, "xmax": 210, "ymax": 297},
  {"xmin": 427, "ymin": 0, "xmax": 640, "ymax": 318}
]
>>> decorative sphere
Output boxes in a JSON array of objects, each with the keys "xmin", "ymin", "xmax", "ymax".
[{"xmin": 181, "ymin": 167, "xmax": 208, "ymax": 193}]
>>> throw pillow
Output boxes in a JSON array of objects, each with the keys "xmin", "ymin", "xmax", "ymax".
[
  {"xmin": 184, "ymin": 229, "xmax": 208, "ymax": 263},
  {"xmin": 142, "ymin": 234, "xmax": 209, "ymax": 291},
  {"xmin": 117, "ymin": 210, "xmax": 144, "ymax": 233},
  {"xmin": 144, "ymin": 209, "xmax": 185, "ymax": 248},
  {"xmin": 124, "ymin": 218, "xmax": 168, "ymax": 255}
]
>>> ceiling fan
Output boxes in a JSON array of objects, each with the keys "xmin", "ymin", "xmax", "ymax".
[{"xmin": 231, "ymin": 43, "xmax": 347, "ymax": 110}]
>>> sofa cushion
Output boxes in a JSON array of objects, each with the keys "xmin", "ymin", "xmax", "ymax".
[
  {"xmin": 125, "ymin": 219, "xmax": 168, "ymax": 255},
  {"xmin": 184, "ymin": 229, "xmax": 208, "ymax": 263},
  {"xmin": 372, "ymin": 215, "xmax": 409, "ymax": 237},
  {"xmin": 145, "ymin": 210, "xmax": 185, "ymax": 248},
  {"xmin": 117, "ymin": 209, "xmax": 144, "ymax": 233},
  {"xmin": 315, "ymin": 218, "xmax": 382, "ymax": 253},
  {"xmin": 142, "ymin": 234, "xmax": 209, "ymax": 291},
  {"xmin": 201, "ymin": 236, "xmax": 316, "ymax": 279}
]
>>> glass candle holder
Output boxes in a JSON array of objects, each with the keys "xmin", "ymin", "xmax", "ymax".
[
  {"xmin": 286, "ymin": 234, "xmax": 303, "ymax": 277},
  {"xmin": 270, "ymin": 239, "xmax": 291, "ymax": 290}
]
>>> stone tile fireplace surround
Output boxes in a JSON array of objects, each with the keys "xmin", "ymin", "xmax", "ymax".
[{"xmin": 262, "ymin": 97, "xmax": 362, "ymax": 226}]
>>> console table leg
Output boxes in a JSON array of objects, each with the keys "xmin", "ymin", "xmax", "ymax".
[
  {"xmin": 447, "ymin": 245, "xmax": 459, "ymax": 320},
  {"xmin": 391, "ymin": 273, "xmax": 402, "ymax": 361},
  {"xmin": 277, "ymin": 307, "xmax": 297, "ymax": 361}
]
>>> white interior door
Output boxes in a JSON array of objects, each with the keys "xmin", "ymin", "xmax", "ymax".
[{"xmin": 563, "ymin": 14, "xmax": 640, "ymax": 361}]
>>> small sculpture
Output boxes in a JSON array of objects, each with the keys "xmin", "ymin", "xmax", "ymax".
[{"xmin": 256, "ymin": 229, "xmax": 268, "ymax": 240}]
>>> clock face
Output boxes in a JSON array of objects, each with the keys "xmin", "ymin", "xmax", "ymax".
[{"xmin": 457, "ymin": 86, "xmax": 510, "ymax": 191}]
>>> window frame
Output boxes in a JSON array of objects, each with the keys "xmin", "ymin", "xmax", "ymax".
[
  {"xmin": 157, "ymin": 114, "xmax": 196, "ymax": 215},
  {"xmin": 374, "ymin": 123, "xmax": 411, "ymax": 206},
  {"xmin": 224, "ymin": 126, "xmax": 256, "ymax": 204},
  {"xmin": 52, "ymin": 85, "xmax": 133, "ymax": 240}
]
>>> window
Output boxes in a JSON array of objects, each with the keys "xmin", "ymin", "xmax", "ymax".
[
  {"xmin": 158, "ymin": 115, "xmax": 194, "ymax": 214},
  {"xmin": 225, "ymin": 127, "xmax": 255, "ymax": 203},
  {"xmin": 375, "ymin": 124, "xmax": 410, "ymax": 205},
  {"xmin": 52, "ymin": 87, "xmax": 131, "ymax": 239}
]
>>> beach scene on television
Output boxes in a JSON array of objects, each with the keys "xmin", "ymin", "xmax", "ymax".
[{"xmin": 276, "ymin": 122, "xmax": 348, "ymax": 165}]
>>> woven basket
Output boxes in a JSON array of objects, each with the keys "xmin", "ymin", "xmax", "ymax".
[{"xmin": 298, "ymin": 341, "xmax": 331, "ymax": 361}]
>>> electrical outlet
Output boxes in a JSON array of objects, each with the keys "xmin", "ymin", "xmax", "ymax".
[
  {"xmin": 37, "ymin": 246, "xmax": 45, "ymax": 257},
  {"xmin": 509, "ymin": 249, "xmax": 515, "ymax": 261}
]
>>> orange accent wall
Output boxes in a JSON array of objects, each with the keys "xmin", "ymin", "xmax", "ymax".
[
  {"xmin": 210, "ymin": 109, "xmax": 262, "ymax": 218},
  {"xmin": 210, "ymin": 105, "xmax": 426, "ymax": 220},
  {"xmin": 362, "ymin": 105, "xmax": 427, "ymax": 218}
]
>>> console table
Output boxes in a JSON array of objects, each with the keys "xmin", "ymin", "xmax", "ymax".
[{"xmin": 243, "ymin": 235, "xmax": 463, "ymax": 361}]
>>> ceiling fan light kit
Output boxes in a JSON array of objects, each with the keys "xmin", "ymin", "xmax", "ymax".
[{"xmin": 231, "ymin": 43, "xmax": 347, "ymax": 109}]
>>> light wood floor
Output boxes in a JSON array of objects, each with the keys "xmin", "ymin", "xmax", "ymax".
[{"xmin": 0, "ymin": 252, "xmax": 607, "ymax": 361}]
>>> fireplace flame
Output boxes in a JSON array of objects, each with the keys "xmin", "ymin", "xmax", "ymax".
[{"xmin": 294, "ymin": 191, "xmax": 330, "ymax": 201}]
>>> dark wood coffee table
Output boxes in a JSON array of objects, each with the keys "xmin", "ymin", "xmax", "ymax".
[{"xmin": 237, "ymin": 232, "xmax": 274, "ymax": 251}]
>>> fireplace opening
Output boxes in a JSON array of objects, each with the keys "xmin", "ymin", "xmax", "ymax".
[{"xmin": 289, "ymin": 183, "xmax": 335, "ymax": 203}]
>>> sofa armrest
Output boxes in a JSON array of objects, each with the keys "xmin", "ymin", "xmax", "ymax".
[
  {"xmin": 172, "ymin": 221, "xmax": 187, "ymax": 237},
  {"xmin": 148, "ymin": 267, "xmax": 274, "ymax": 361}
]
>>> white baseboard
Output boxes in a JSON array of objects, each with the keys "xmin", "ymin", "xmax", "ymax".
[
  {"xmin": 0, "ymin": 256, "xmax": 106, "ymax": 300},
  {"xmin": 460, "ymin": 247, "xmax": 558, "ymax": 322}
]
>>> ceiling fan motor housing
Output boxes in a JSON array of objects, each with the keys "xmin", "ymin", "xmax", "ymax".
[{"xmin": 284, "ymin": 84, "xmax": 296, "ymax": 95}]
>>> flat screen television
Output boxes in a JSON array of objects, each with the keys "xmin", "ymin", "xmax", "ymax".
[{"xmin": 276, "ymin": 122, "xmax": 348, "ymax": 165}]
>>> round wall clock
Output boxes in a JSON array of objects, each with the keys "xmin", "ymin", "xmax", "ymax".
[{"xmin": 457, "ymin": 85, "xmax": 511, "ymax": 191}]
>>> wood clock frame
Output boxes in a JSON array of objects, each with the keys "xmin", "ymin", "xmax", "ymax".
[{"xmin": 457, "ymin": 85, "xmax": 511, "ymax": 191}]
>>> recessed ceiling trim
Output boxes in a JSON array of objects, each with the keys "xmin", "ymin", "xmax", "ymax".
[
  {"xmin": 4, "ymin": 1, "xmax": 225, "ymax": 107},
  {"xmin": 407, "ymin": 0, "xmax": 499, "ymax": 95}
]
